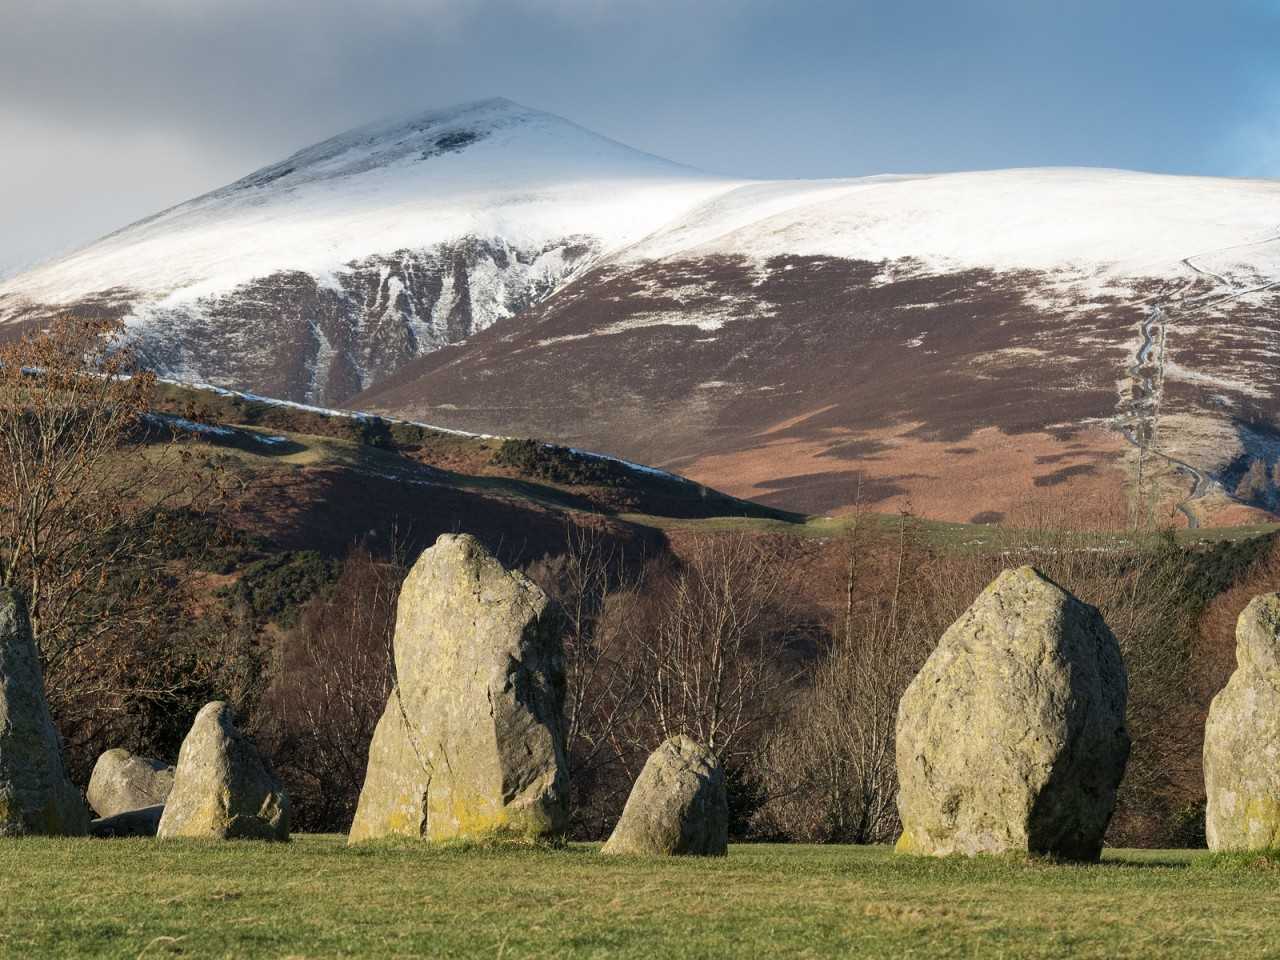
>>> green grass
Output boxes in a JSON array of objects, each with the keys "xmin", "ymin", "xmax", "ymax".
[
  {"xmin": 627, "ymin": 508, "xmax": 1280, "ymax": 549},
  {"xmin": 4, "ymin": 839, "xmax": 1280, "ymax": 958}
]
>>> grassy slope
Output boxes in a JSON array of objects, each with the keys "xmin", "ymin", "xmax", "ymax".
[
  {"xmin": 154, "ymin": 381, "xmax": 794, "ymax": 527},
  {"xmin": 156, "ymin": 380, "xmax": 1279, "ymax": 550},
  {"xmin": 4, "ymin": 840, "xmax": 1280, "ymax": 959}
]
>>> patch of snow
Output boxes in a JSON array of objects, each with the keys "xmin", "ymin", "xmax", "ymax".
[
  {"xmin": 153, "ymin": 414, "xmax": 234, "ymax": 438},
  {"xmin": 566, "ymin": 445, "xmax": 690, "ymax": 484},
  {"xmin": 595, "ymin": 313, "xmax": 726, "ymax": 335},
  {"xmin": 1163, "ymin": 361, "xmax": 1269, "ymax": 399},
  {"xmin": 159, "ymin": 377, "xmax": 498, "ymax": 438}
]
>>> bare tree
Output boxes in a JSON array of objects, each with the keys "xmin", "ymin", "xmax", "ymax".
[
  {"xmin": 524, "ymin": 521, "xmax": 648, "ymax": 836},
  {"xmin": 626, "ymin": 533, "xmax": 804, "ymax": 763},
  {"xmin": 1, "ymin": 317, "xmax": 158, "ymax": 639},
  {"xmin": 756, "ymin": 512, "xmax": 930, "ymax": 843},
  {"xmin": 258, "ymin": 545, "xmax": 402, "ymax": 831},
  {"xmin": 555, "ymin": 523, "xmax": 643, "ymax": 783},
  {"xmin": 0, "ymin": 315, "xmax": 217, "ymax": 771}
]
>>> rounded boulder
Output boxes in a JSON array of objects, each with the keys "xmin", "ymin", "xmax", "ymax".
[{"xmin": 87, "ymin": 748, "xmax": 174, "ymax": 819}]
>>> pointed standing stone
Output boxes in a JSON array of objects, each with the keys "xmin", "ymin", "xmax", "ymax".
[
  {"xmin": 157, "ymin": 701, "xmax": 289, "ymax": 841},
  {"xmin": 895, "ymin": 566, "xmax": 1129, "ymax": 860},
  {"xmin": 0, "ymin": 589, "xmax": 88, "ymax": 836}
]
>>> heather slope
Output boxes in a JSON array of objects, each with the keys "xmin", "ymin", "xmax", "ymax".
[{"xmin": 357, "ymin": 168, "xmax": 1280, "ymax": 521}]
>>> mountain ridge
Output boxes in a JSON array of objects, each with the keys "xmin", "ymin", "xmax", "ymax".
[{"xmin": 2, "ymin": 98, "xmax": 1279, "ymax": 521}]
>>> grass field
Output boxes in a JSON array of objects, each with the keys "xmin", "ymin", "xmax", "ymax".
[{"xmin": 4, "ymin": 839, "xmax": 1279, "ymax": 958}]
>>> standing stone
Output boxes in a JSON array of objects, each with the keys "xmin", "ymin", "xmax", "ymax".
[
  {"xmin": 0, "ymin": 589, "xmax": 88, "ymax": 836},
  {"xmin": 157, "ymin": 702, "xmax": 289, "ymax": 841},
  {"xmin": 349, "ymin": 533, "xmax": 567, "ymax": 843},
  {"xmin": 349, "ymin": 698, "xmax": 432, "ymax": 840},
  {"xmin": 895, "ymin": 566, "xmax": 1129, "ymax": 861},
  {"xmin": 1204, "ymin": 593, "xmax": 1280, "ymax": 851},
  {"xmin": 87, "ymin": 748, "xmax": 174, "ymax": 819},
  {"xmin": 602, "ymin": 735, "xmax": 728, "ymax": 856}
]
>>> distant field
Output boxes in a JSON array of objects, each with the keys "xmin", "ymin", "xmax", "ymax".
[
  {"xmin": 625, "ymin": 508, "xmax": 1280, "ymax": 548},
  {"xmin": 4, "ymin": 839, "xmax": 1279, "ymax": 958}
]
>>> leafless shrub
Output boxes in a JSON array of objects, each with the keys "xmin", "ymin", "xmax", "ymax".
[
  {"xmin": 754, "ymin": 512, "xmax": 932, "ymax": 842},
  {"xmin": 256, "ymin": 545, "xmax": 402, "ymax": 831},
  {"xmin": 525, "ymin": 522, "xmax": 649, "ymax": 837},
  {"xmin": 623, "ymin": 533, "xmax": 808, "ymax": 764}
]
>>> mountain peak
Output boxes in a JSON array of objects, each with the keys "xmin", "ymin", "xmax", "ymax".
[
  {"xmin": 0, "ymin": 95, "xmax": 729, "ymax": 313},
  {"xmin": 218, "ymin": 97, "xmax": 550, "ymax": 197}
]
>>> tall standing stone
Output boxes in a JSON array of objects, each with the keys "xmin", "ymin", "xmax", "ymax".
[
  {"xmin": 157, "ymin": 701, "xmax": 289, "ymax": 841},
  {"xmin": 1204, "ymin": 593, "xmax": 1280, "ymax": 851},
  {"xmin": 0, "ymin": 589, "xmax": 88, "ymax": 836},
  {"xmin": 602, "ymin": 735, "xmax": 728, "ymax": 856},
  {"xmin": 349, "ymin": 533, "xmax": 567, "ymax": 843},
  {"xmin": 895, "ymin": 566, "xmax": 1129, "ymax": 860}
]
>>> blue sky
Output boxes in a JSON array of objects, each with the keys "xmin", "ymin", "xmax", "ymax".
[{"xmin": 1, "ymin": 0, "xmax": 1276, "ymax": 274}]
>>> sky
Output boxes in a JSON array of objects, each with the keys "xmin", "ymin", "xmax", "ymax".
[{"xmin": 1, "ymin": 0, "xmax": 1277, "ymax": 277}]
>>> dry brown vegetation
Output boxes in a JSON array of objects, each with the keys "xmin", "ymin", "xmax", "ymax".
[
  {"xmin": 1, "ymin": 318, "xmax": 1274, "ymax": 849},
  {"xmin": 255, "ymin": 545, "xmax": 402, "ymax": 831},
  {"xmin": 0, "ymin": 315, "xmax": 238, "ymax": 779},
  {"xmin": 514, "ymin": 502, "xmax": 1240, "ymax": 847}
]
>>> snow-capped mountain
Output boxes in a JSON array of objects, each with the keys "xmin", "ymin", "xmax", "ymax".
[
  {"xmin": 0, "ymin": 98, "xmax": 738, "ymax": 403},
  {"xmin": 3, "ymin": 98, "xmax": 1279, "ymax": 523},
  {"xmin": 354, "ymin": 167, "xmax": 1280, "ymax": 526}
]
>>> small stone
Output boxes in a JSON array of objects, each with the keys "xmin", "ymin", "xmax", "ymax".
[
  {"xmin": 157, "ymin": 702, "xmax": 289, "ymax": 841},
  {"xmin": 602, "ymin": 735, "xmax": 728, "ymax": 856},
  {"xmin": 87, "ymin": 748, "xmax": 174, "ymax": 818}
]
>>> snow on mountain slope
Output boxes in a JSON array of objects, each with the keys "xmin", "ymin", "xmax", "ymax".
[
  {"xmin": 357, "ymin": 165, "xmax": 1280, "ymax": 525},
  {"xmin": 620, "ymin": 168, "xmax": 1280, "ymax": 289},
  {"xmin": 0, "ymin": 98, "xmax": 739, "ymax": 404},
  {"xmin": 5, "ymin": 97, "xmax": 1280, "ymax": 522},
  {"xmin": 4, "ymin": 98, "xmax": 733, "ymax": 304}
]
